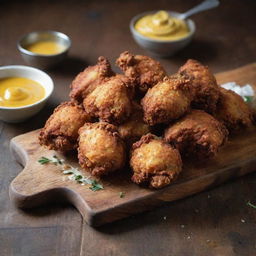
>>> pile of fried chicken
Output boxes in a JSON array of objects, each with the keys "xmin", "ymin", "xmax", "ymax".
[{"xmin": 39, "ymin": 51, "xmax": 255, "ymax": 189}]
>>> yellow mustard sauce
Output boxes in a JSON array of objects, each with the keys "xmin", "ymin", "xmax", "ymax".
[
  {"xmin": 0, "ymin": 77, "xmax": 45, "ymax": 107},
  {"xmin": 25, "ymin": 40, "xmax": 65, "ymax": 55},
  {"xmin": 135, "ymin": 10, "xmax": 190, "ymax": 41}
]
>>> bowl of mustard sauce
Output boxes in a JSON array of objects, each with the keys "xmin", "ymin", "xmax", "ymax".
[
  {"xmin": 0, "ymin": 65, "xmax": 54, "ymax": 123},
  {"xmin": 18, "ymin": 31, "xmax": 71, "ymax": 69},
  {"xmin": 130, "ymin": 10, "xmax": 195, "ymax": 57}
]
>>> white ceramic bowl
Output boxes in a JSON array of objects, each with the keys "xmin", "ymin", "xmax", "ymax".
[
  {"xmin": 0, "ymin": 65, "xmax": 54, "ymax": 123},
  {"xmin": 130, "ymin": 11, "xmax": 196, "ymax": 57}
]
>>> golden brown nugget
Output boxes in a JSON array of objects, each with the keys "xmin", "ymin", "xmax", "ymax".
[
  {"xmin": 118, "ymin": 103, "xmax": 150, "ymax": 146},
  {"xmin": 116, "ymin": 51, "xmax": 166, "ymax": 93},
  {"xmin": 142, "ymin": 75, "xmax": 193, "ymax": 126},
  {"xmin": 39, "ymin": 102, "xmax": 90, "ymax": 152},
  {"xmin": 78, "ymin": 122, "xmax": 126, "ymax": 176},
  {"xmin": 214, "ymin": 88, "xmax": 254, "ymax": 131},
  {"xmin": 178, "ymin": 59, "xmax": 220, "ymax": 113},
  {"xmin": 83, "ymin": 74, "xmax": 134, "ymax": 124},
  {"xmin": 164, "ymin": 109, "xmax": 228, "ymax": 158},
  {"xmin": 130, "ymin": 134, "xmax": 182, "ymax": 189},
  {"xmin": 70, "ymin": 56, "xmax": 114, "ymax": 103}
]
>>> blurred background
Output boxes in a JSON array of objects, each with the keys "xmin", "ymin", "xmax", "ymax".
[{"xmin": 1, "ymin": 1, "xmax": 256, "ymax": 255}]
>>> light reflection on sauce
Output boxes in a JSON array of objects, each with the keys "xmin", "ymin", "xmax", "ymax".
[{"xmin": 0, "ymin": 77, "xmax": 45, "ymax": 107}]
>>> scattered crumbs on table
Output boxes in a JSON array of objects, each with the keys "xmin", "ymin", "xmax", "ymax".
[
  {"xmin": 241, "ymin": 219, "xmax": 246, "ymax": 223},
  {"xmin": 119, "ymin": 191, "xmax": 125, "ymax": 198},
  {"xmin": 247, "ymin": 201, "xmax": 256, "ymax": 209},
  {"xmin": 163, "ymin": 216, "xmax": 167, "ymax": 220},
  {"xmin": 181, "ymin": 224, "xmax": 185, "ymax": 229}
]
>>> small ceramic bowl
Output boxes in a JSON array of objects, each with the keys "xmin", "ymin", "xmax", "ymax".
[
  {"xmin": 0, "ymin": 65, "xmax": 54, "ymax": 123},
  {"xmin": 17, "ymin": 31, "xmax": 71, "ymax": 69},
  {"xmin": 130, "ymin": 11, "xmax": 196, "ymax": 57}
]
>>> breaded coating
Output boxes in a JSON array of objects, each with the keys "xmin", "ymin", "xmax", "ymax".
[
  {"xmin": 130, "ymin": 134, "xmax": 182, "ymax": 189},
  {"xmin": 83, "ymin": 74, "xmax": 134, "ymax": 124},
  {"xmin": 164, "ymin": 110, "xmax": 228, "ymax": 158},
  {"xmin": 39, "ymin": 102, "xmax": 90, "ymax": 152},
  {"xmin": 78, "ymin": 122, "xmax": 126, "ymax": 176},
  {"xmin": 214, "ymin": 88, "xmax": 254, "ymax": 131},
  {"xmin": 116, "ymin": 51, "xmax": 166, "ymax": 93},
  {"xmin": 69, "ymin": 56, "xmax": 114, "ymax": 103},
  {"xmin": 141, "ymin": 74, "xmax": 193, "ymax": 126},
  {"xmin": 178, "ymin": 59, "xmax": 220, "ymax": 113},
  {"xmin": 118, "ymin": 103, "xmax": 150, "ymax": 146}
]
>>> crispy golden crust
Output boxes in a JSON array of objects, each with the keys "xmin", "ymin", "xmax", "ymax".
[
  {"xmin": 130, "ymin": 133, "xmax": 182, "ymax": 189},
  {"xmin": 178, "ymin": 59, "xmax": 220, "ymax": 113},
  {"xmin": 78, "ymin": 122, "xmax": 126, "ymax": 176},
  {"xmin": 69, "ymin": 56, "xmax": 114, "ymax": 103},
  {"xmin": 141, "ymin": 75, "xmax": 193, "ymax": 126},
  {"xmin": 117, "ymin": 102, "xmax": 150, "ymax": 146},
  {"xmin": 83, "ymin": 74, "xmax": 134, "ymax": 124},
  {"xmin": 214, "ymin": 88, "xmax": 254, "ymax": 131},
  {"xmin": 39, "ymin": 102, "xmax": 91, "ymax": 152},
  {"xmin": 116, "ymin": 51, "xmax": 166, "ymax": 93},
  {"xmin": 164, "ymin": 110, "xmax": 228, "ymax": 158}
]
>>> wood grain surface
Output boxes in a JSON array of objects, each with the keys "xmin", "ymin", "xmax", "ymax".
[
  {"xmin": 1, "ymin": 0, "xmax": 256, "ymax": 255},
  {"xmin": 9, "ymin": 121, "xmax": 256, "ymax": 226}
]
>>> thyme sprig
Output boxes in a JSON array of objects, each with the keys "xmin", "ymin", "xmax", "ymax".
[{"xmin": 38, "ymin": 156, "xmax": 104, "ymax": 191}]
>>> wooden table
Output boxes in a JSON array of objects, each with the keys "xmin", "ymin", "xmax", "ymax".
[{"xmin": 1, "ymin": 0, "xmax": 256, "ymax": 255}]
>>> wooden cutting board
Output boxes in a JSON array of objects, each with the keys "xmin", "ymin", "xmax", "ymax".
[{"xmin": 9, "ymin": 63, "xmax": 256, "ymax": 227}]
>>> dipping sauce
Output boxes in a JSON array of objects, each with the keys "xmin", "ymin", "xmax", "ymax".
[
  {"xmin": 0, "ymin": 77, "xmax": 45, "ymax": 107},
  {"xmin": 135, "ymin": 10, "xmax": 190, "ymax": 41},
  {"xmin": 25, "ymin": 40, "xmax": 66, "ymax": 55}
]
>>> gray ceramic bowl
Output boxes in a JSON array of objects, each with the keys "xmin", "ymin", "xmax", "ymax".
[
  {"xmin": 17, "ymin": 31, "xmax": 71, "ymax": 69},
  {"xmin": 130, "ymin": 11, "xmax": 196, "ymax": 57}
]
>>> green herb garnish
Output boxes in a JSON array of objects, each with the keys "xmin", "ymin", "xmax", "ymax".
[
  {"xmin": 90, "ymin": 180, "xmax": 104, "ymax": 191},
  {"xmin": 38, "ymin": 155, "xmax": 104, "ymax": 191},
  {"xmin": 119, "ymin": 192, "xmax": 125, "ymax": 198},
  {"xmin": 38, "ymin": 157, "xmax": 52, "ymax": 164},
  {"xmin": 38, "ymin": 156, "xmax": 63, "ymax": 165},
  {"xmin": 247, "ymin": 201, "xmax": 256, "ymax": 209},
  {"xmin": 243, "ymin": 96, "xmax": 252, "ymax": 103}
]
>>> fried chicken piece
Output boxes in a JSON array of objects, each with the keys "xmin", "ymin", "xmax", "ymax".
[
  {"xmin": 78, "ymin": 122, "xmax": 126, "ymax": 176},
  {"xmin": 39, "ymin": 102, "xmax": 91, "ymax": 152},
  {"xmin": 214, "ymin": 88, "xmax": 254, "ymax": 131},
  {"xmin": 141, "ymin": 74, "xmax": 193, "ymax": 126},
  {"xmin": 116, "ymin": 51, "xmax": 166, "ymax": 93},
  {"xmin": 117, "ymin": 103, "xmax": 150, "ymax": 146},
  {"xmin": 69, "ymin": 56, "xmax": 114, "ymax": 103},
  {"xmin": 178, "ymin": 59, "xmax": 220, "ymax": 113},
  {"xmin": 130, "ymin": 134, "xmax": 182, "ymax": 189},
  {"xmin": 164, "ymin": 109, "xmax": 228, "ymax": 159},
  {"xmin": 83, "ymin": 74, "xmax": 134, "ymax": 124}
]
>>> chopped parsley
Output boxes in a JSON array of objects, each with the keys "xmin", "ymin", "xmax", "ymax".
[
  {"xmin": 119, "ymin": 191, "xmax": 125, "ymax": 198},
  {"xmin": 38, "ymin": 156, "xmax": 104, "ymax": 191}
]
